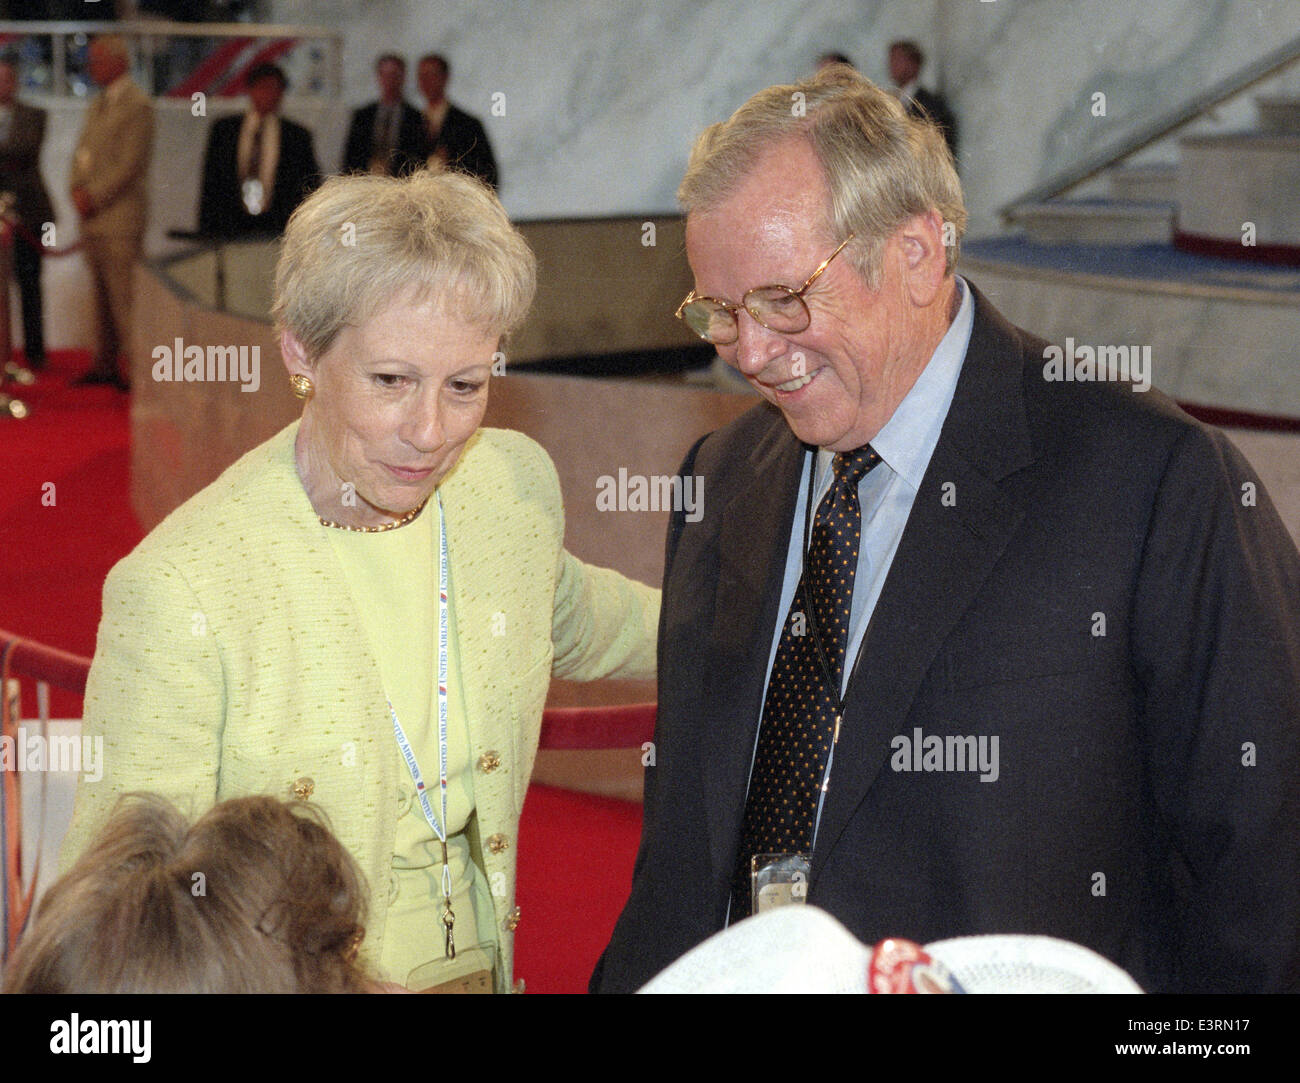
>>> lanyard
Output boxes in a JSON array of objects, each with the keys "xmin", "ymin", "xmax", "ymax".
[{"xmin": 390, "ymin": 491, "xmax": 457, "ymax": 958}]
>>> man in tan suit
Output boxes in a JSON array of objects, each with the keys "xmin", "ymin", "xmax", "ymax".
[{"xmin": 70, "ymin": 35, "xmax": 153, "ymax": 391}]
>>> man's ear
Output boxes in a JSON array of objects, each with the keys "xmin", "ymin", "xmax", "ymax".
[
  {"xmin": 280, "ymin": 329, "xmax": 313, "ymax": 379},
  {"xmin": 895, "ymin": 209, "xmax": 949, "ymax": 306}
]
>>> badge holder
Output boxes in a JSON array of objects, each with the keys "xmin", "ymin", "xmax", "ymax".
[
  {"xmin": 241, "ymin": 178, "xmax": 264, "ymax": 216},
  {"xmin": 408, "ymin": 940, "xmax": 497, "ymax": 995},
  {"xmin": 751, "ymin": 853, "xmax": 811, "ymax": 914}
]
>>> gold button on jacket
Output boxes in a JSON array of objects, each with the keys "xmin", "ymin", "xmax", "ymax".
[
  {"xmin": 505, "ymin": 905, "xmax": 521, "ymax": 931},
  {"xmin": 477, "ymin": 750, "xmax": 501, "ymax": 773},
  {"xmin": 292, "ymin": 776, "xmax": 315, "ymax": 800},
  {"xmin": 487, "ymin": 832, "xmax": 509, "ymax": 854}
]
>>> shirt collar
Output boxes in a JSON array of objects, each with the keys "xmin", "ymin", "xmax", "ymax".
[
  {"xmin": 103, "ymin": 73, "xmax": 132, "ymax": 103},
  {"xmin": 819, "ymin": 275, "xmax": 974, "ymax": 492},
  {"xmin": 243, "ymin": 107, "xmax": 279, "ymax": 129}
]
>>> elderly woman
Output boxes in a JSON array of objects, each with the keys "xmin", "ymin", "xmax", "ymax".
[{"xmin": 60, "ymin": 170, "xmax": 659, "ymax": 993}]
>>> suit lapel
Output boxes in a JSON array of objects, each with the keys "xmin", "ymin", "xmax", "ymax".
[
  {"xmin": 700, "ymin": 410, "xmax": 807, "ymax": 878},
  {"xmin": 812, "ymin": 288, "xmax": 1037, "ymax": 870}
]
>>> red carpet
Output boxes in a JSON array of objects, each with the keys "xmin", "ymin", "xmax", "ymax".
[
  {"xmin": 515, "ymin": 784, "xmax": 642, "ymax": 993},
  {"xmin": 0, "ymin": 350, "xmax": 642, "ymax": 992},
  {"xmin": 0, "ymin": 350, "xmax": 141, "ymax": 719}
]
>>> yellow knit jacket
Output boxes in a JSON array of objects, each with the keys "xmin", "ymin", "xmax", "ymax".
[{"xmin": 60, "ymin": 421, "xmax": 660, "ymax": 988}]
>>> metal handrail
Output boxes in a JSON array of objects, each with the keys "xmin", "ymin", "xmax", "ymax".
[{"xmin": 999, "ymin": 31, "xmax": 1300, "ymax": 221}]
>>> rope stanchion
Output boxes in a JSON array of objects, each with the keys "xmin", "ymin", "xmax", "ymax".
[
  {"xmin": 1, "ymin": 639, "xmax": 38, "ymax": 961},
  {"xmin": 0, "ymin": 630, "xmax": 92, "ymax": 962}
]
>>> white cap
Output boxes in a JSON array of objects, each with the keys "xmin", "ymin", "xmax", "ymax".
[{"xmin": 637, "ymin": 906, "xmax": 1143, "ymax": 994}]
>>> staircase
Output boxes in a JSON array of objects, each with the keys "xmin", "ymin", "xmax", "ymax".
[
  {"xmin": 959, "ymin": 44, "xmax": 1300, "ymax": 429},
  {"xmin": 1004, "ymin": 95, "xmax": 1300, "ymax": 263}
]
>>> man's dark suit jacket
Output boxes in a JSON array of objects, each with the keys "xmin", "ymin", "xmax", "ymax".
[
  {"xmin": 341, "ymin": 100, "xmax": 428, "ymax": 176},
  {"xmin": 197, "ymin": 113, "xmax": 321, "ymax": 238},
  {"xmin": 593, "ymin": 285, "xmax": 1300, "ymax": 994},
  {"xmin": 429, "ymin": 103, "xmax": 498, "ymax": 189},
  {"xmin": 909, "ymin": 87, "xmax": 957, "ymax": 158},
  {"xmin": 0, "ymin": 100, "xmax": 54, "ymax": 228}
]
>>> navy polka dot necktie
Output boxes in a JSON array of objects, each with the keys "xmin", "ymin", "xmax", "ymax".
[{"xmin": 730, "ymin": 446, "xmax": 882, "ymax": 920}]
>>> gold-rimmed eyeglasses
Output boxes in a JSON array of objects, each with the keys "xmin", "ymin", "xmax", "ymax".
[{"xmin": 675, "ymin": 234, "xmax": 856, "ymax": 346}]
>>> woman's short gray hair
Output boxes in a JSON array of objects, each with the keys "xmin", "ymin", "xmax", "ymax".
[
  {"xmin": 678, "ymin": 65, "xmax": 966, "ymax": 286},
  {"xmin": 273, "ymin": 169, "xmax": 537, "ymax": 360}
]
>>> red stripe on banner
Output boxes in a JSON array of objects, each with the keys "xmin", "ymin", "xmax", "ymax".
[
  {"xmin": 223, "ymin": 39, "xmax": 300, "ymax": 96},
  {"xmin": 168, "ymin": 37, "xmax": 256, "ymax": 99}
]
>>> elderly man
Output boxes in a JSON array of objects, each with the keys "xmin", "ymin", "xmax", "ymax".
[
  {"xmin": 594, "ymin": 68, "xmax": 1300, "ymax": 994},
  {"xmin": 70, "ymin": 35, "xmax": 153, "ymax": 391}
]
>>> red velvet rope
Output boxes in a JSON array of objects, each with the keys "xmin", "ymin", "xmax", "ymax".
[
  {"xmin": 0, "ymin": 628, "xmax": 658, "ymax": 747},
  {"xmin": 0, "ymin": 630, "xmax": 91, "ymax": 696},
  {"xmin": 538, "ymin": 703, "xmax": 657, "ymax": 750},
  {"xmin": 0, "ymin": 213, "xmax": 83, "ymax": 258}
]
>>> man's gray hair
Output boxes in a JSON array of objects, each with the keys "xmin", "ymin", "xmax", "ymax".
[{"xmin": 678, "ymin": 65, "xmax": 965, "ymax": 285}]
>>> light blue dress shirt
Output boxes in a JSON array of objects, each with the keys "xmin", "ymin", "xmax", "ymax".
[{"xmin": 754, "ymin": 275, "xmax": 976, "ymax": 844}]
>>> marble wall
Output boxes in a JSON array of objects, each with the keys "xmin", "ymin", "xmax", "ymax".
[
  {"xmin": 17, "ymin": 0, "xmax": 1300, "ymax": 349},
  {"xmin": 941, "ymin": 0, "xmax": 1300, "ymax": 233},
  {"xmin": 268, "ymin": 0, "xmax": 937, "ymax": 218},
  {"xmin": 265, "ymin": 0, "xmax": 1300, "ymax": 234}
]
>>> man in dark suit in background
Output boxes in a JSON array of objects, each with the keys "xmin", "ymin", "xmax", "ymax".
[
  {"xmin": 197, "ymin": 62, "xmax": 320, "ymax": 238},
  {"xmin": 342, "ymin": 53, "xmax": 428, "ymax": 176},
  {"xmin": 594, "ymin": 67, "xmax": 1300, "ymax": 993},
  {"xmin": 888, "ymin": 39, "xmax": 957, "ymax": 159},
  {"xmin": 0, "ymin": 57, "xmax": 54, "ymax": 371},
  {"xmin": 416, "ymin": 53, "xmax": 498, "ymax": 189}
]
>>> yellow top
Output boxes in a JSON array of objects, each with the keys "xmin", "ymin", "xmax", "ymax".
[
  {"xmin": 62, "ymin": 422, "xmax": 660, "ymax": 990},
  {"xmin": 324, "ymin": 500, "xmax": 496, "ymax": 989}
]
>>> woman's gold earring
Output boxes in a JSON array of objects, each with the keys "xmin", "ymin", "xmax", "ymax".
[{"xmin": 290, "ymin": 374, "xmax": 314, "ymax": 400}]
